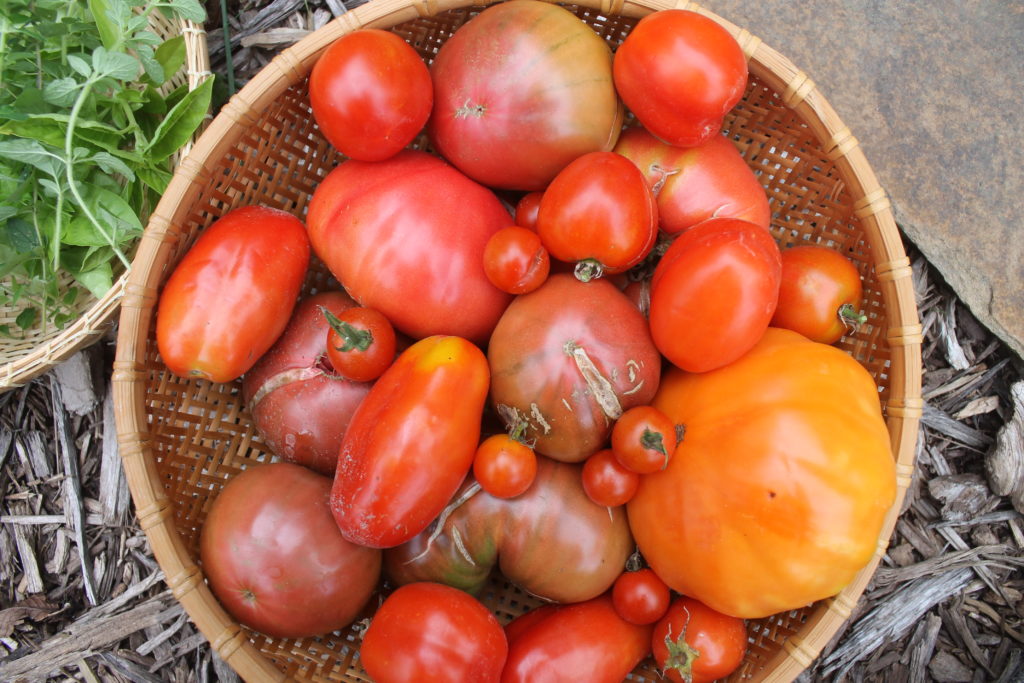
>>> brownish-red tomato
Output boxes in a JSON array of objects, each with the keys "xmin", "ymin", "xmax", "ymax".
[
  {"xmin": 483, "ymin": 226, "xmax": 551, "ymax": 295},
  {"xmin": 308, "ymin": 29, "xmax": 432, "ymax": 161},
  {"xmin": 361, "ymin": 582, "xmax": 508, "ymax": 683},
  {"xmin": 651, "ymin": 597, "xmax": 747, "ymax": 683},
  {"xmin": 581, "ymin": 449, "xmax": 640, "ymax": 507},
  {"xmin": 611, "ymin": 404, "xmax": 677, "ymax": 474},
  {"xmin": 156, "ymin": 205, "xmax": 309, "ymax": 383},
  {"xmin": 613, "ymin": 9, "xmax": 748, "ymax": 147},
  {"xmin": 514, "ymin": 191, "xmax": 544, "ymax": 230},
  {"xmin": 772, "ymin": 244, "xmax": 867, "ymax": 343},
  {"xmin": 199, "ymin": 463, "xmax": 380, "ymax": 639},
  {"xmin": 323, "ymin": 306, "xmax": 397, "ymax": 383},
  {"xmin": 537, "ymin": 151, "xmax": 658, "ymax": 281},
  {"xmin": 473, "ymin": 433, "xmax": 538, "ymax": 499},
  {"xmin": 331, "ymin": 335, "xmax": 490, "ymax": 548},
  {"xmin": 614, "ymin": 126, "xmax": 770, "ymax": 234},
  {"xmin": 612, "ymin": 568, "xmax": 671, "ymax": 626}
]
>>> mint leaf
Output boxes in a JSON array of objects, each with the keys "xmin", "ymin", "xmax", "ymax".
[
  {"xmin": 71, "ymin": 263, "xmax": 114, "ymax": 299},
  {"xmin": 89, "ymin": 151, "xmax": 135, "ymax": 180},
  {"xmin": 43, "ymin": 78, "xmax": 81, "ymax": 107},
  {"xmin": 16, "ymin": 307, "xmax": 38, "ymax": 330},
  {"xmin": 67, "ymin": 54, "xmax": 93, "ymax": 78},
  {"xmin": 154, "ymin": 35, "xmax": 186, "ymax": 82},
  {"xmin": 92, "ymin": 47, "xmax": 139, "ymax": 81},
  {"xmin": 0, "ymin": 139, "xmax": 63, "ymax": 177},
  {"xmin": 165, "ymin": 0, "xmax": 207, "ymax": 23},
  {"xmin": 144, "ymin": 75, "xmax": 212, "ymax": 162},
  {"xmin": 87, "ymin": 0, "xmax": 119, "ymax": 51},
  {"xmin": 5, "ymin": 218, "xmax": 40, "ymax": 252}
]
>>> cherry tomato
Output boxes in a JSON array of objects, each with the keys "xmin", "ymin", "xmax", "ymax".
[
  {"xmin": 473, "ymin": 432, "xmax": 538, "ymax": 499},
  {"xmin": 323, "ymin": 306, "xmax": 396, "ymax": 383},
  {"xmin": 514, "ymin": 191, "xmax": 544, "ymax": 230},
  {"xmin": 772, "ymin": 245, "xmax": 867, "ymax": 343},
  {"xmin": 483, "ymin": 226, "xmax": 551, "ymax": 295},
  {"xmin": 611, "ymin": 405, "xmax": 677, "ymax": 474},
  {"xmin": 308, "ymin": 29, "xmax": 432, "ymax": 161},
  {"xmin": 537, "ymin": 151, "xmax": 657, "ymax": 281},
  {"xmin": 612, "ymin": 568, "xmax": 671, "ymax": 626},
  {"xmin": 581, "ymin": 449, "xmax": 640, "ymax": 507},
  {"xmin": 360, "ymin": 582, "xmax": 508, "ymax": 683},
  {"xmin": 652, "ymin": 597, "xmax": 747, "ymax": 683}
]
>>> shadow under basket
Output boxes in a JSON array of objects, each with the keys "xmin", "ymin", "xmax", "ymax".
[{"xmin": 112, "ymin": 1, "xmax": 923, "ymax": 681}]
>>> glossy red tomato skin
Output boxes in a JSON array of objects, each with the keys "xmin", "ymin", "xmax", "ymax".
[
  {"xmin": 614, "ymin": 126, "xmax": 770, "ymax": 234},
  {"xmin": 157, "ymin": 206, "xmax": 309, "ymax": 383},
  {"xmin": 483, "ymin": 227, "xmax": 551, "ymax": 295},
  {"xmin": 514, "ymin": 192, "xmax": 544, "ymax": 230},
  {"xmin": 649, "ymin": 217, "xmax": 781, "ymax": 373},
  {"xmin": 772, "ymin": 245, "xmax": 866, "ymax": 343},
  {"xmin": 307, "ymin": 150, "xmax": 513, "ymax": 344},
  {"xmin": 429, "ymin": 0, "xmax": 622, "ymax": 191},
  {"xmin": 331, "ymin": 336, "xmax": 490, "ymax": 548},
  {"xmin": 537, "ymin": 151, "xmax": 658, "ymax": 277},
  {"xmin": 308, "ymin": 29, "xmax": 431, "ymax": 161},
  {"xmin": 473, "ymin": 434, "xmax": 538, "ymax": 498},
  {"xmin": 581, "ymin": 449, "xmax": 640, "ymax": 507},
  {"xmin": 613, "ymin": 10, "xmax": 748, "ymax": 147},
  {"xmin": 242, "ymin": 292, "xmax": 372, "ymax": 476},
  {"xmin": 199, "ymin": 463, "xmax": 380, "ymax": 639},
  {"xmin": 652, "ymin": 597, "xmax": 747, "ymax": 683},
  {"xmin": 611, "ymin": 405, "xmax": 677, "ymax": 474},
  {"xmin": 325, "ymin": 306, "xmax": 397, "ymax": 383},
  {"xmin": 612, "ymin": 569, "xmax": 671, "ymax": 626},
  {"xmin": 361, "ymin": 582, "xmax": 508, "ymax": 683}
]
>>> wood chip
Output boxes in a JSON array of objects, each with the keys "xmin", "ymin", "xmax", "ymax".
[
  {"xmin": 954, "ymin": 395, "xmax": 1000, "ymax": 420},
  {"xmin": 985, "ymin": 380, "xmax": 1024, "ymax": 512}
]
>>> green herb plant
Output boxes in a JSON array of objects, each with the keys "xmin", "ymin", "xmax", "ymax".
[{"xmin": 0, "ymin": 0, "xmax": 213, "ymax": 334}]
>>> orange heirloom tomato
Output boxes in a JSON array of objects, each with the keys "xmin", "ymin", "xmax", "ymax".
[{"xmin": 628, "ymin": 328, "xmax": 897, "ymax": 618}]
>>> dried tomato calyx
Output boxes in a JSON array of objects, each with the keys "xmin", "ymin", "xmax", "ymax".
[{"xmin": 662, "ymin": 620, "xmax": 701, "ymax": 683}]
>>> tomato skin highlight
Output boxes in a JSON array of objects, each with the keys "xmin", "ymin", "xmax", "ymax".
[
  {"xmin": 772, "ymin": 244, "xmax": 866, "ymax": 343},
  {"xmin": 156, "ymin": 205, "xmax": 309, "ymax": 383},
  {"xmin": 652, "ymin": 597, "xmax": 747, "ymax": 683},
  {"xmin": 612, "ymin": 568, "xmax": 671, "ymax": 626}
]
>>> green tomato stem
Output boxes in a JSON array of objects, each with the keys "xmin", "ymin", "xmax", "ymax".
[
  {"xmin": 838, "ymin": 303, "xmax": 868, "ymax": 334},
  {"xmin": 321, "ymin": 306, "xmax": 373, "ymax": 352},
  {"xmin": 662, "ymin": 612, "xmax": 701, "ymax": 683},
  {"xmin": 574, "ymin": 258, "xmax": 605, "ymax": 283}
]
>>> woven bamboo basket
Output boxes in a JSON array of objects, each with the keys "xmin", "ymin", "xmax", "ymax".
[
  {"xmin": 113, "ymin": 0, "xmax": 923, "ymax": 680},
  {"xmin": 0, "ymin": 12, "xmax": 211, "ymax": 392}
]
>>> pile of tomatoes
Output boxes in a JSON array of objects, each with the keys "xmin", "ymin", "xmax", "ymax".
[{"xmin": 154, "ymin": 3, "xmax": 898, "ymax": 681}]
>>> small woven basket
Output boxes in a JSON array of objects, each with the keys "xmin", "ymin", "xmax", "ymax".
[
  {"xmin": 0, "ymin": 13, "xmax": 211, "ymax": 392},
  {"xmin": 113, "ymin": 1, "xmax": 923, "ymax": 680}
]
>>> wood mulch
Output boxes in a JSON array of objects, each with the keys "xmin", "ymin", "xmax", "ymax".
[{"xmin": 2, "ymin": 1, "xmax": 1022, "ymax": 680}]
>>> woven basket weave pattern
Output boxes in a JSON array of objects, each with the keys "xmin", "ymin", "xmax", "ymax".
[{"xmin": 114, "ymin": 2, "xmax": 922, "ymax": 681}]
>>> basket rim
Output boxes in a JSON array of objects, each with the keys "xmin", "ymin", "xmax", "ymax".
[{"xmin": 111, "ymin": 2, "xmax": 923, "ymax": 682}]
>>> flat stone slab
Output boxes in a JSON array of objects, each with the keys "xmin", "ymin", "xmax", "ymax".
[{"xmin": 704, "ymin": 0, "xmax": 1023, "ymax": 358}]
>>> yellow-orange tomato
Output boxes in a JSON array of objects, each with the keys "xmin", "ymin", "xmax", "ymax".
[{"xmin": 627, "ymin": 328, "xmax": 896, "ymax": 618}]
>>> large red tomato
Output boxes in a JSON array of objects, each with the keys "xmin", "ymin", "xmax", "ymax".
[
  {"xmin": 613, "ymin": 9, "xmax": 748, "ymax": 147},
  {"xmin": 306, "ymin": 150, "xmax": 512, "ymax": 344},
  {"xmin": 628, "ymin": 328, "xmax": 897, "ymax": 618},
  {"xmin": 428, "ymin": 0, "xmax": 622, "ymax": 191},
  {"xmin": 199, "ymin": 463, "xmax": 380, "ymax": 639},
  {"xmin": 156, "ymin": 205, "xmax": 309, "ymax": 383},
  {"xmin": 614, "ymin": 126, "xmax": 770, "ymax": 234}
]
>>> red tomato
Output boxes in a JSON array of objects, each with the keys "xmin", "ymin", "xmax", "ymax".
[
  {"xmin": 613, "ymin": 10, "xmax": 747, "ymax": 147},
  {"xmin": 156, "ymin": 205, "xmax": 309, "ymax": 383},
  {"xmin": 306, "ymin": 150, "xmax": 513, "ymax": 344},
  {"xmin": 331, "ymin": 336, "xmax": 490, "ymax": 548},
  {"xmin": 361, "ymin": 582, "xmax": 508, "ymax": 683},
  {"xmin": 514, "ymin": 191, "xmax": 544, "ymax": 230},
  {"xmin": 772, "ymin": 245, "xmax": 867, "ymax": 343},
  {"xmin": 323, "ymin": 306, "xmax": 396, "ymax": 383},
  {"xmin": 473, "ymin": 433, "xmax": 538, "ymax": 499},
  {"xmin": 308, "ymin": 29, "xmax": 431, "ymax": 161},
  {"xmin": 649, "ymin": 217, "xmax": 781, "ymax": 373},
  {"xmin": 483, "ymin": 226, "xmax": 551, "ymax": 295},
  {"xmin": 242, "ymin": 292, "xmax": 372, "ymax": 476},
  {"xmin": 614, "ymin": 126, "xmax": 770, "ymax": 234},
  {"xmin": 612, "ymin": 569, "xmax": 671, "ymax": 625},
  {"xmin": 652, "ymin": 597, "xmax": 747, "ymax": 683},
  {"xmin": 611, "ymin": 405, "xmax": 677, "ymax": 474},
  {"xmin": 199, "ymin": 463, "xmax": 380, "ymax": 639},
  {"xmin": 537, "ymin": 151, "xmax": 658, "ymax": 281},
  {"xmin": 428, "ymin": 0, "xmax": 622, "ymax": 190},
  {"xmin": 501, "ymin": 593, "xmax": 653, "ymax": 683},
  {"xmin": 581, "ymin": 449, "xmax": 640, "ymax": 507}
]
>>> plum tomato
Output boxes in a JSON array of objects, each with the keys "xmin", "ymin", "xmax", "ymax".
[
  {"xmin": 483, "ymin": 226, "xmax": 551, "ymax": 295},
  {"xmin": 652, "ymin": 597, "xmax": 747, "ymax": 683},
  {"xmin": 612, "ymin": 568, "xmax": 671, "ymax": 626},
  {"xmin": 323, "ymin": 306, "xmax": 397, "ymax": 383},
  {"xmin": 611, "ymin": 405, "xmax": 678, "ymax": 474},
  {"xmin": 473, "ymin": 432, "xmax": 538, "ymax": 499},
  {"xmin": 772, "ymin": 244, "xmax": 867, "ymax": 343},
  {"xmin": 514, "ymin": 191, "xmax": 544, "ymax": 230},
  {"xmin": 582, "ymin": 449, "xmax": 640, "ymax": 507}
]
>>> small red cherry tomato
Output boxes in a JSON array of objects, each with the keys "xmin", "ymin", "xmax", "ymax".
[
  {"xmin": 537, "ymin": 151, "xmax": 657, "ymax": 281},
  {"xmin": 611, "ymin": 405, "xmax": 677, "ymax": 474},
  {"xmin": 483, "ymin": 226, "xmax": 551, "ymax": 295},
  {"xmin": 323, "ymin": 306, "xmax": 397, "ymax": 383},
  {"xmin": 581, "ymin": 449, "xmax": 640, "ymax": 507},
  {"xmin": 652, "ymin": 596, "xmax": 747, "ymax": 683},
  {"xmin": 514, "ymin": 192, "xmax": 544, "ymax": 231},
  {"xmin": 772, "ymin": 245, "xmax": 867, "ymax": 344},
  {"xmin": 612, "ymin": 568, "xmax": 671, "ymax": 625},
  {"xmin": 473, "ymin": 432, "xmax": 538, "ymax": 498}
]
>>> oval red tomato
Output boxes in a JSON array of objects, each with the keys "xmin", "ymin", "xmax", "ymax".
[
  {"xmin": 772, "ymin": 244, "xmax": 867, "ymax": 343},
  {"xmin": 323, "ymin": 306, "xmax": 397, "ymax": 383},
  {"xmin": 612, "ymin": 568, "xmax": 671, "ymax": 626},
  {"xmin": 652, "ymin": 597, "xmax": 747, "ymax": 683},
  {"xmin": 483, "ymin": 226, "xmax": 551, "ymax": 295}
]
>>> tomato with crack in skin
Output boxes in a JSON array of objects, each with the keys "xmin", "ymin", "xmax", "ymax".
[
  {"xmin": 483, "ymin": 226, "xmax": 551, "ymax": 295},
  {"xmin": 772, "ymin": 244, "xmax": 867, "ymax": 344},
  {"xmin": 651, "ymin": 596, "xmax": 747, "ymax": 683}
]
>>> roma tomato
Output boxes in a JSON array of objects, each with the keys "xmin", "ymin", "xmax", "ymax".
[
  {"xmin": 612, "ymin": 568, "xmax": 671, "ymax": 626},
  {"xmin": 242, "ymin": 292, "xmax": 372, "ymax": 476},
  {"xmin": 772, "ymin": 245, "xmax": 867, "ymax": 343},
  {"xmin": 652, "ymin": 597, "xmax": 747, "ymax": 683},
  {"xmin": 581, "ymin": 449, "xmax": 640, "ymax": 507},
  {"xmin": 156, "ymin": 205, "xmax": 309, "ymax": 383},
  {"xmin": 488, "ymin": 274, "xmax": 661, "ymax": 463},
  {"xmin": 473, "ymin": 433, "xmax": 538, "ymax": 499},
  {"xmin": 613, "ymin": 9, "xmax": 748, "ymax": 147},
  {"xmin": 483, "ymin": 226, "xmax": 550, "ymax": 295},
  {"xmin": 514, "ymin": 192, "xmax": 544, "ymax": 230},
  {"xmin": 649, "ymin": 217, "xmax": 781, "ymax": 373},
  {"xmin": 537, "ymin": 151, "xmax": 658, "ymax": 280},
  {"xmin": 611, "ymin": 405, "xmax": 677, "ymax": 474},
  {"xmin": 629, "ymin": 328, "xmax": 897, "ymax": 618},
  {"xmin": 361, "ymin": 582, "xmax": 508, "ymax": 683},
  {"xmin": 614, "ymin": 126, "xmax": 770, "ymax": 234},
  {"xmin": 308, "ymin": 29, "xmax": 431, "ymax": 161},
  {"xmin": 199, "ymin": 463, "xmax": 380, "ymax": 639},
  {"xmin": 323, "ymin": 306, "xmax": 396, "ymax": 383},
  {"xmin": 306, "ymin": 150, "xmax": 512, "ymax": 344},
  {"xmin": 331, "ymin": 336, "xmax": 489, "ymax": 548},
  {"xmin": 428, "ymin": 0, "xmax": 622, "ymax": 191}
]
